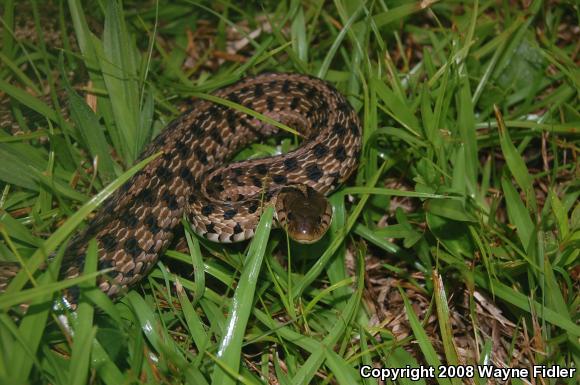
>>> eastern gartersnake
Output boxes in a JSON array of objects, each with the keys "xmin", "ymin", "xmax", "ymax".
[{"xmin": 0, "ymin": 73, "xmax": 362, "ymax": 300}]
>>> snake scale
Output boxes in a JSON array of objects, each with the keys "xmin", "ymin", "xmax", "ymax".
[{"xmin": 0, "ymin": 73, "xmax": 361, "ymax": 301}]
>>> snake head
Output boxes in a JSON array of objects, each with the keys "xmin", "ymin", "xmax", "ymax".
[{"xmin": 275, "ymin": 185, "xmax": 332, "ymax": 244}]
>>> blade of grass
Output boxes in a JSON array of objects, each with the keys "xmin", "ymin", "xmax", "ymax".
[
  {"xmin": 400, "ymin": 288, "xmax": 454, "ymax": 385},
  {"xmin": 62, "ymin": 68, "xmax": 117, "ymax": 182},
  {"xmin": 68, "ymin": 240, "xmax": 98, "ymax": 385},
  {"xmin": 99, "ymin": 0, "xmax": 141, "ymax": 163},
  {"xmin": 210, "ymin": 206, "xmax": 273, "ymax": 385},
  {"xmin": 494, "ymin": 105, "xmax": 537, "ymax": 213},
  {"xmin": 189, "ymin": 92, "xmax": 302, "ymax": 137},
  {"xmin": 501, "ymin": 176, "xmax": 534, "ymax": 252},
  {"xmin": 432, "ymin": 270, "xmax": 459, "ymax": 365}
]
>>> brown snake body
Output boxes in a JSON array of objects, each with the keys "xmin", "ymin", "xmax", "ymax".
[{"xmin": 1, "ymin": 73, "xmax": 361, "ymax": 299}]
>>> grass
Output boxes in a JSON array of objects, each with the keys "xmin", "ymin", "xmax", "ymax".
[{"xmin": 0, "ymin": 0, "xmax": 578, "ymax": 384}]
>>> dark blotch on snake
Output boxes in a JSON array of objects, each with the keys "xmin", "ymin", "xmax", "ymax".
[
  {"xmin": 100, "ymin": 233, "xmax": 117, "ymax": 252},
  {"xmin": 248, "ymin": 201, "xmax": 259, "ymax": 214},
  {"xmin": 232, "ymin": 168, "xmax": 243, "ymax": 176},
  {"xmin": 195, "ymin": 148, "xmax": 208, "ymax": 164},
  {"xmin": 226, "ymin": 110, "xmax": 237, "ymax": 131},
  {"xmin": 210, "ymin": 128, "xmax": 224, "ymax": 145},
  {"xmin": 175, "ymin": 140, "xmax": 191, "ymax": 157},
  {"xmin": 332, "ymin": 122, "xmax": 346, "ymax": 137},
  {"xmin": 191, "ymin": 123, "xmax": 204, "ymax": 137},
  {"xmin": 282, "ymin": 80, "xmax": 290, "ymax": 93},
  {"xmin": 161, "ymin": 152, "xmax": 174, "ymax": 163},
  {"xmin": 228, "ymin": 92, "xmax": 240, "ymax": 104},
  {"xmin": 306, "ymin": 164, "xmax": 323, "ymax": 182},
  {"xmin": 162, "ymin": 191, "xmax": 179, "ymax": 210},
  {"xmin": 350, "ymin": 122, "xmax": 359, "ymax": 135},
  {"xmin": 273, "ymin": 174, "xmax": 287, "ymax": 184},
  {"xmin": 290, "ymin": 96, "xmax": 300, "ymax": 110},
  {"xmin": 122, "ymin": 213, "xmax": 139, "ymax": 228},
  {"xmin": 136, "ymin": 188, "xmax": 155, "ymax": 205},
  {"xmin": 122, "ymin": 268, "xmax": 135, "ymax": 278},
  {"xmin": 179, "ymin": 167, "xmax": 195, "ymax": 184},
  {"xmin": 254, "ymin": 164, "xmax": 268, "ymax": 175},
  {"xmin": 207, "ymin": 105, "xmax": 221, "ymax": 118},
  {"xmin": 252, "ymin": 176, "xmax": 262, "ymax": 188},
  {"xmin": 313, "ymin": 143, "xmax": 329, "ymax": 159},
  {"xmin": 155, "ymin": 166, "xmax": 173, "ymax": 183},
  {"xmin": 266, "ymin": 96, "xmax": 275, "ymax": 111},
  {"xmin": 124, "ymin": 237, "xmax": 142, "ymax": 257},
  {"xmin": 144, "ymin": 214, "xmax": 160, "ymax": 233},
  {"xmin": 284, "ymin": 157, "xmax": 299, "ymax": 171},
  {"xmin": 334, "ymin": 145, "xmax": 347, "ymax": 161},
  {"xmin": 201, "ymin": 204, "xmax": 214, "ymax": 216},
  {"xmin": 337, "ymin": 102, "xmax": 350, "ymax": 113},
  {"xmin": 212, "ymin": 184, "xmax": 224, "ymax": 193},
  {"xmin": 254, "ymin": 84, "xmax": 264, "ymax": 97},
  {"xmin": 223, "ymin": 209, "xmax": 237, "ymax": 220},
  {"xmin": 233, "ymin": 223, "xmax": 243, "ymax": 234}
]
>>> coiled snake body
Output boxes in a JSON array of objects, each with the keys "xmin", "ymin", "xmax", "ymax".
[{"xmin": 1, "ymin": 73, "xmax": 361, "ymax": 299}]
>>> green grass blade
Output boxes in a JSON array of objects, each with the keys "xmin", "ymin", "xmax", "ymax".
[
  {"xmin": 68, "ymin": 239, "xmax": 98, "ymax": 385},
  {"xmin": 400, "ymin": 288, "xmax": 454, "ymax": 385},
  {"xmin": 494, "ymin": 106, "xmax": 537, "ymax": 212},
  {"xmin": 432, "ymin": 270, "xmax": 459, "ymax": 366},
  {"xmin": 210, "ymin": 206, "xmax": 273, "ymax": 385},
  {"xmin": 371, "ymin": 1, "xmax": 438, "ymax": 28},
  {"xmin": 99, "ymin": 0, "xmax": 141, "ymax": 162},
  {"xmin": 501, "ymin": 176, "xmax": 534, "ymax": 252},
  {"xmin": 63, "ymin": 71, "xmax": 117, "ymax": 182},
  {"xmin": 176, "ymin": 277, "xmax": 209, "ymax": 356}
]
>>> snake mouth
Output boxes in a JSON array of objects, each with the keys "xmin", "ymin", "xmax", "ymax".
[{"xmin": 286, "ymin": 228, "xmax": 328, "ymax": 244}]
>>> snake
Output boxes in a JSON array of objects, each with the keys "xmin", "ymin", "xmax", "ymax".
[{"xmin": 0, "ymin": 73, "xmax": 361, "ymax": 301}]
